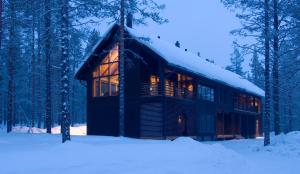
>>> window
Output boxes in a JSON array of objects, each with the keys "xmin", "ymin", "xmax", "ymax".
[
  {"xmin": 149, "ymin": 75, "xmax": 159, "ymax": 96},
  {"xmin": 92, "ymin": 45, "xmax": 119, "ymax": 97},
  {"xmin": 198, "ymin": 84, "xmax": 214, "ymax": 102},
  {"xmin": 177, "ymin": 74, "xmax": 194, "ymax": 98},
  {"xmin": 165, "ymin": 79, "xmax": 174, "ymax": 97},
  {"xmin": 234, "ymin": 94, "xmax": 261, "ymax": 113}
]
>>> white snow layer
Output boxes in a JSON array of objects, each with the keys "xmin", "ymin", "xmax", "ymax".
[
  {"xmin": 77, "ymin": 24, "xmax": 264, "ymax": 97},
  {"xmin": 11, "ymin": 125, "xmax": 87, "ymax": 136},
  {"xmin": 126, "ymin": 27, "xmax": 265, "ymax": 97},
  {"xmin": 0, "ymin": 126, "xmax": 299, "ymax": 174}
]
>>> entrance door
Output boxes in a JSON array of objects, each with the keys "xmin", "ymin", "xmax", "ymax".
[{"xmin": 178, "ymin": 114, "xmax": 187, "ymax": 136}]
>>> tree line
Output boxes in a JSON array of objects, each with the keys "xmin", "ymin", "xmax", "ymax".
[
  {"xmin": 222, "ymin": 0, "xmax": 300, "ymax": 145},
  {"xmin": 0, "ymin": 0, "xmax": 166, "ymax": 142}
]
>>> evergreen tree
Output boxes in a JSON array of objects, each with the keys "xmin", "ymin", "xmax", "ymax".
[
  {"xmin": 249, "ymin": 48, "xmax": 264, "ymax": 89},
  {"xmin": 7, "ymin": 0, "xmax": 17, "ymax": 133},
  {"xmin": 273, "ymin": 0, "xmax": 280, "ymax": 135},
  {"xmin": 44, "ymin": 0, "xmax": 52, "ymax": 134},
  {"xmin": 85, "ymin": 29, "xmax": 101, "ymax": 55},
  {"xmin": 226, "ymin": 44, "xmax": 245, "ymax": 77},
  {"xmin": 264, "ymin": 0, "xmax": 271, "ymax": 146},
  {"xmin": 60, "ymin": 0, "xmax": 71, "ymax": 143}
]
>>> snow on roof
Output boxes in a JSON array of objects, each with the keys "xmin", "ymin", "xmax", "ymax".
[
  {"xmin": 126, "ymin": 27, "xmax": 264, "ymax": 97},
  {"xmin": 77, "ymin": 24, "xmax": 264, "ymax": 97}
]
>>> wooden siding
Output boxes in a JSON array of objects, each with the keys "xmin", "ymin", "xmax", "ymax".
[{"xmin": 140, "ymin": 102, "xmax": 163, "ymax": 138}]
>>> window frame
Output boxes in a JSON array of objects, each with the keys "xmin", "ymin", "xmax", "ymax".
[{"xmin": 92, "ymin": 45, "xmax": 119, "ymax": 98}]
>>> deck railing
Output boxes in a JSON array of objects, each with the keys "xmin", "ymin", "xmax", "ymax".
[
  {"xmin": 234, "ymin": 103, "xmax": 259, "ymax": 113},
  {"xmin": 141, "ymin": 83, "xmax": 194, "ymax": 100}
]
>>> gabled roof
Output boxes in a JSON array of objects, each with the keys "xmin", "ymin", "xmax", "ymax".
[{"xmin": 76, "ymin": 24, "xmax": 265, "ymax": 97}]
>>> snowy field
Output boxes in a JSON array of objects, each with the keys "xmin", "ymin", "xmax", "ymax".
[{"xmin": 0, "ymin": 125, "xmax": 299, "ymax": 174}]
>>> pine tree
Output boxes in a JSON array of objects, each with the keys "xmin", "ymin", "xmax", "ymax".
[
  {"xmin": 61, "ymin": 0, "xmax": 71, "ymax": 143},
  {"xmin": 7, "ymin": 0, "xmax": 16, "ymax": 133},
  {"xmin": 44, "ymin": 0, "xmax": 52, "ymax": 133},
  {"xmin": 0, "ymin": 0, "xmax": 3, "ymax": 126},
  {"xmin": 85, "ymin": 29, "xmax": 101, "ymax": 55},
  {"xmin": 249, "ymin": 48, "xmax": 264, "ymax": 89},
  {"xmin": 118, "ymin": 0, "xmax": 125, "ymax": 136},
  {"xmin": 226, "ymin": 44, "xmax": 245, "ymax": 77},
  {"xmin": 30, "ymin": 0, "xmax": 36, "ymax": 130},
  {"xmin": 264, "ymin": 0, "xmax": 271, "ymax": 146},
  {"xmin": 273, "ymin": 0, "xmax": 280, "ymax": 135}
]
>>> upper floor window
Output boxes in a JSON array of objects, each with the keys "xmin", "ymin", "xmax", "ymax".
[
  {"xmin": 177, "ymin": 74, "xmax": 194, "ymax": 98},
  {"xmin": 198, "ymin": 84, "xmax": 214, "ymax": 102},
  {"xmin": 93, "ymin": 45, "xmax": 119, "ymax": 97},
  {"xmin": 234, "ymin": 94, "xmax": 261, "ymax": 113}
]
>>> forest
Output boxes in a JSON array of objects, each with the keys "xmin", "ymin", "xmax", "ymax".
[{"xmin": 0, "ymin": 0, "xmax": 300, "ymax": 145}]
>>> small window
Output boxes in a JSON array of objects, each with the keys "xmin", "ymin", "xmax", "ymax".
[{"xmin": 92, "ymin": 45, "xmax": 119, "ymax": 97}]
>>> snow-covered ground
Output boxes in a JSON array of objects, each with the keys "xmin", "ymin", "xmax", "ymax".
[
  {"xmin": 10, "ymin": 124, "xmax": 87, "ymax": 136},
  {"xmin": 0, "ymin": 125, "xmax": 299, "ymax": 174}
]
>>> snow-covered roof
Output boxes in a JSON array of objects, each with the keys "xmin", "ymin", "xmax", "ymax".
[{"xmin": 77, "ymin": 24, "xmax": 264, "ymax": 97}]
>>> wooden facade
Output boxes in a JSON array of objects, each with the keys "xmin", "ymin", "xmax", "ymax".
[{"xmin": 76, "ymin": 24, "xmax": 263, "ymax": 140}]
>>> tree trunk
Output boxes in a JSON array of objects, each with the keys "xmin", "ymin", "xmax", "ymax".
[
  {"xmin": 61, "ymin": 0, "xmax": 71, "ymax": 143},
  {"xmin": 273, "ymin": 0, "xmax": 280, "ymax": 135},
  {"xmin": 0, "ymin": 0, "xmax": 2, "ymax": 126},
  {"xmin": 264, "ymin": 0, "xmax": 271, "ymax": 146},
  {"xmin": 44, "ymin": 0, "xmax": 52, "ymax": 133},
  {"xmin": 31, "ymin": 0, "xmax": 36, "ymax": 129},
  {"xmin": 0, "ymin": 0, "xmax": 2, "ymax": 49},
  {"xmin": 287, "ymin": 92, "xmax": 292, "ymax": 132},
  {"xmin": 37, "ymin": 7, "xmax": 42, "ymax": 129},
  {"xmin": 7, "ymin": 0, "xmax": 16, "ymax": 133},
  {"xmin": 118, "ymin": 0, "xmax": 125, "ymax": 136}
]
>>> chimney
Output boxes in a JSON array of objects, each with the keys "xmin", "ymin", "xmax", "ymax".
[
  {"xmin": 126, "ymin": 13, "xmax": 133, "ymax": 28},
  {"xmin": 157, "ymin": 36, "xmax": 161, "ymax": 39},
  {"xmin": 175, "ymin": 41, "xmax": 180, "ymax": 48},
  {"xmin": 185, "ymin": 49, "xmax": 188, "ymax": 52}
]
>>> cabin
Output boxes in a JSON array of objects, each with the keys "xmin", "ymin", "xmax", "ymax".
[{"xmin": 76, "ymin": 24, "xmax": 264, "ymax": 140}]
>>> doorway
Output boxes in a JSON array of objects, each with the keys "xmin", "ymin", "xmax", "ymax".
[{"xmin": 178, "ymin": 114, "xmax": 187, "ymax": 136}]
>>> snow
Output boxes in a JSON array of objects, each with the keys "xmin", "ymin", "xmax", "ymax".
[
  {"xmin": 126, "ymin": 27, "xmax": 265, "ymax": 97},
  {"xmin": 11, "ymin": 125, "xmax": 87, "ymax": 136},
  {"xmin": 76, "ymin": 24, "xmax": 264, "ymax": 97},
  {"xmin": 0, "ymin": 126, "xmax": 299, "ymax": 174}
]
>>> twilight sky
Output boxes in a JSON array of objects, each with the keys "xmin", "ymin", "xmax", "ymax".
[
  {"xmin": 96, "ymin": 0, "xmax": 244, "ymax": 69},
  {"xmin": 135, "ymin": 0, "xmax": 242, "ymax": 69}
]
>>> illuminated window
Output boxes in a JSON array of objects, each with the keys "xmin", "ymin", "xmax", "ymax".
[
  {"xmin": 92, "ymin": 45, "xmax": 119, "ymax": 97},
  {"xmin": 150, "ymin": 75, "xmax": 159, "ymax": 96},
  {"xmin": 198, "ymin": 84, "xmax": 214, "ymax": 102},
  {"xmin": 165, "ymin": 79, "xmax": 174, "ymax": 97},
  {"xmin": 177, "ymin": 74, "xmax": 194, "ymax": 98}
]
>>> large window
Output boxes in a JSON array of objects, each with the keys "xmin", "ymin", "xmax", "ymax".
[
  {"xmin": 93, "ymin": 45, "xmax": 119, "ymax": 97},
  {"xmin": 198, "ymin": 84, "xmax": 214, "ymax": 102}
]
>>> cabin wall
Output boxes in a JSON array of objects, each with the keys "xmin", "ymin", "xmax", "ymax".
[
  {"xmin": 124, "ymin": 46, "xmax": 141, "ymax": 138},
  {"xmin": 80, "ymin": 31, "xmax": 263, "ymax": 140},
  {"xmin": 86, "ymin": 78, "xmax": 119, "ymax": 136}
]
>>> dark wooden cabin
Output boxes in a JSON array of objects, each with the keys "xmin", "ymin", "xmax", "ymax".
[{"xmin": 76, "ymin": 24, "xmax": 264, "ymax": 140}]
